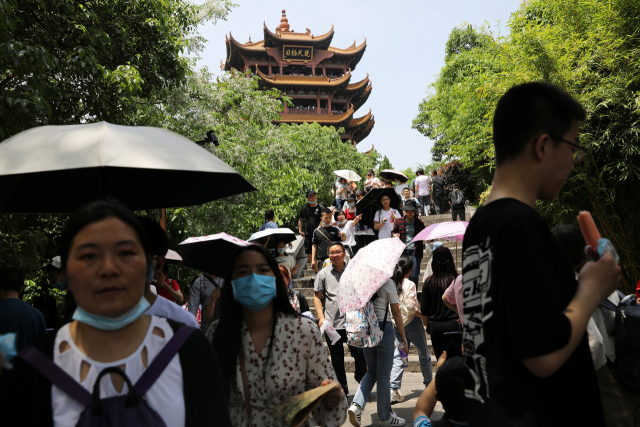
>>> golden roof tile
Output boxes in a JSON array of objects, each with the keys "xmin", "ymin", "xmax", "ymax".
[
  {"xmin": 345, "ymin": 74, "xmax": 369, "ymax": 91},
  {"xmin": 346, "ymin": 109, "xmax": 373, "ymax": 128},
  {"xmin": 328, "ymin": 39, "xmax": 366, "ymax": 55}
]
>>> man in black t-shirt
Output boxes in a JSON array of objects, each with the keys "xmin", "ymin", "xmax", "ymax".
[
  {"xmin": 311, "ymin": 208, "xmax": 345, "ymax": 271},
  {"xmin": 298, "ymin": 189, "xmax": 326, "ymax": 272},
  {"xmin": 462, "ymin": 82, "xmax": 621, "ymax": 426},
  {"xmin": 431, "ymin": 170, "xmax": 445, "ymax": 215}
]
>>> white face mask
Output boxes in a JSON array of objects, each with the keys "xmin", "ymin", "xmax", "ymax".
[{"xmin": 277, "ymin": 248, "xmax": 286, "ymax": 254}]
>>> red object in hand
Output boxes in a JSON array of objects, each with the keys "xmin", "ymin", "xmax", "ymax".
[{"xmin": 577, "ymin": 211, "xmax": 601, "ymax": 248}]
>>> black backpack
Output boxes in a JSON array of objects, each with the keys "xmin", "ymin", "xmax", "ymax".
[
  {"xmin": 600, "ymin": 291, "xmax": 640, "ymax": 393},
  {"xmin": 450, "ymin": 190, "xmax": 465, "ymax": 209}
]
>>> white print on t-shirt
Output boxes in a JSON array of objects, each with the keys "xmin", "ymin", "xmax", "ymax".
[{"xmin": 462, "ymin": 237, "xmax": 493, "ymax": 405}]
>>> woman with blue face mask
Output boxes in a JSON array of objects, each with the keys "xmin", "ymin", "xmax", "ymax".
[
  {"xmin": 210, "ymin": 245, "xmax": 347, "ymax": 426},
  {"xmin": 0, "ymin": 200, "xmax": 231, "ymax": 427}
]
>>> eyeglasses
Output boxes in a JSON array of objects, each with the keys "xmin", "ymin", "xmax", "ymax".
[
  {"xmin": 537, "ymin": 134, "xmax": 585, "ymax": 164},
  {"xmin": 329, "ymin": 251, "xmax": 344, "ymax": 256}
]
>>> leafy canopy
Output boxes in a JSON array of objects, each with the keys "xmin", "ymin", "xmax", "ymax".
[{"xmin": 412, "ymin": 0, "xmax": 640, "ymax": 290}]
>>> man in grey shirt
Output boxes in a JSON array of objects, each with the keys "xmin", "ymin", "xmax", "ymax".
[
  {"xmin": 314, "ymin": 242, "xmax": 367, "ymax": 397},
  {"xmin": 189, "ymin": 274, "xmax": 224, "ymax": 320}
]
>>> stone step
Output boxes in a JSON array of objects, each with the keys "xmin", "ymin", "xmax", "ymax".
[{"xmin": 292, "ymin": 277, "xmax": 314, "ymax": 288}]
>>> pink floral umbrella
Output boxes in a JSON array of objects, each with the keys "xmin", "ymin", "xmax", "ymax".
[
  {"xmin": 338, "ymin": 238, "xmax": 406, "ymax": 314},
  {"xmin": 411, "ymin": 221, "xmax": 469, "ymax": 243},
  {"xmin": 178, "ymin": 233, "xmax": 252, "ymax": 277}
]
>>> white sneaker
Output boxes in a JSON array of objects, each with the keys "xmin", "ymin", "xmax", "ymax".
[
  {"xmin": 390, "ymin": 388, "xmax": 404, "ymax": 403},
  {"xmin": 379, "ymin": 412, "xmax": 406, "ymax": 426},
  {"xmin": 348, "ymin": 404, "xmax": 362, "ymax": 427}
]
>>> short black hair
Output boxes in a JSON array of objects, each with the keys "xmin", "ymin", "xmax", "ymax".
[
  {"xmin": 356, "ymin": 189, "xmax": 365, "ymax": 197},
  {"xmin": 162, "ymin": 262, "xmax": 170, "ymax": 275},
  {"xmin": 417, "ymin": 169, "xmax": 424, "ymax": 175},
  {"xmin": 137, "ymin": 217, "xmax": 169, "ymax": 257},
  {"xmin": 368, "ymin": 169, "xmax": 375, "ymax": 175},
  {"xmin": 329, "ymin": 241, "xmax": 344, "ymax": 251},
  {"xmin": 550, "ymin": 224, "xmax": 586, "ymax": 267},
  {"xmin": 321, "ymin": 207, "xmax": 332, "ymax": 215},
  {"xmin": 264, "ymin": 210, "xmax": 275, "ymax": 221},
  {"xmin": 333, "ymin": 210, "xmax": 345, "ymax": 221},
  {"xmin": 0, "ymin": 267, "xmax": 25, "ymax": 293},
  {"xmin": 60, "ymin": 200, "xmax": 152, "ymax": 271},
  {"xmin": 493, "ymin": 82, "xmax": 586, "ymax": 166},
  {"xmin": 436, "ymin": 356, "xmax": 467, "ymax": 421},
  {"xmin": 45, "ymin": 264, "xmax": 60, "ymax": 274},
  {"xmin": 432, "ymin": 169, "xmax": 438, "ymax": 175}
]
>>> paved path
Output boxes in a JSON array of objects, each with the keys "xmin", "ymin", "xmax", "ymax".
[{"xmin": 338, "ymin": 373, "xmax": 444, "ymax": 427}]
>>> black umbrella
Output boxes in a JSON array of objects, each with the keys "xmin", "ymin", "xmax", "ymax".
[
  {"xmin": 0, "ymin": 122, "xmax": 256, "ymax": 213},
  {"xmin": 178, "ymin": 233, "xmax": 252, "ymax": 278},
  {"xmin": 356, "ymin": 188, "xmax": 402, "ymax": 228}
]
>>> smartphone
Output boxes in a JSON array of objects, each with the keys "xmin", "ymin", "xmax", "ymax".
[{"xmin": 442, "ymin": 331, "xmax": 463, "ymax": 358}]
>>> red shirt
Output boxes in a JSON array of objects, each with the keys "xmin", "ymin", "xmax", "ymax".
[
  {"xmin": 158, "ymin": 278, "xmax": 180, "ymax": 302},
  {"xmin": 345, "ymin": 206, "xmax": 356, "ymax": 220}
]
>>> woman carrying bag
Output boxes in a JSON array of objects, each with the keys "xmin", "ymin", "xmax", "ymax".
[
  {"xmin": 420, "ymin": 247, "xmax": 459, "ymax": 359},
  {"xmin": 347, "ymin": 264, "xmax": 409, "ymax": 426},
  {"xmin": 0, "ymin": 200, "xmax": 230, "ymax": 427},
  {"xmin": 209, "ymin": 245, "xmax": 347, "ymax": 426}
]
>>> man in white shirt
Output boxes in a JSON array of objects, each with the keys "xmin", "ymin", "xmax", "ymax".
[{"xmin": 414, "ymin": 169, "xmax": 431, "ymax": 216}]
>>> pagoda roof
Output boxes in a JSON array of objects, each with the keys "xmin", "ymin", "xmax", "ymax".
[
  {"xmin": 256, "ymin": 68, "xmax": 352, "ymax": 90},
  {"xmin": 328, "ymin": 39, "xmax": 367, "ymax": 70},
  {"xmin": 275, "ymin": 105, "xmax": 354, "ymax": 127},
  {"xmin": 346, "ymin": 109, "xmax": 373, "ymax": 131},
  {"xmin": 354, "ymin": 117, "xmax": 375, "ymax": 144},
  {"xmin": 352, "ymin": 83, "xmax": 372, "ymax": 112},
  {"xmin": 344, "ymin": 74, "xmax": 369, "ymax": 92},
  {"xmin": 263, "ymin": 22, "xmax": 335, "ymax": 49}
]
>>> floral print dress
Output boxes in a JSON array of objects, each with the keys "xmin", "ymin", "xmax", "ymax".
[{"xmin": 228, "ymin": 313, "xmax": 347, "ymax": 426}]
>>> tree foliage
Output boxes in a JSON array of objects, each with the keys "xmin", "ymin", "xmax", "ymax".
[
  {"xmin": 412, "ymin": 0, "xmax": 640, "ymax": 291},
  {"xmin": 0, "ymin": 0, "xmax": 234, "ymax": 138}
]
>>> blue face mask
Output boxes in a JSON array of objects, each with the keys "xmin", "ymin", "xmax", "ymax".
[
  {"xmin": 307, "ymin": 199, "xmax": 317, "ymax": 204},
  {"xmin": 348, "ymin": 202, "xmax": 355, "ymax": 208},
  {"xmin": 231, "ymin": 273, "xmax": 277, "ymax": 312},
  {"xmin": 277, "ymin": 248, "xmax": 286, "ymax": 254},
  {"xmin": 55, "ymin": 280, "xmax": 67, "ymax": 290},
  {"xmin": 72, "ymin": 294, "xmax": 150, "ymax": 331}
]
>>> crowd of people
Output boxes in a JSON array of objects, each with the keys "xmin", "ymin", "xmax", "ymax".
[{"xmin": 0, "ymin": 80, "xmax": 638, "ymax": 427}]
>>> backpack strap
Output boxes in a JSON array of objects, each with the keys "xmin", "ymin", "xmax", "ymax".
[
  {"xmin": 381, "ymin": 305, "xmax": 389, "ymax": 331},
  {"xmin": 134, "ymin": 326, "xmax": 196, "ymax": 395},
  {"xmin": 18, "ymin": 346, "xmax": 92, "ymax": 406}
]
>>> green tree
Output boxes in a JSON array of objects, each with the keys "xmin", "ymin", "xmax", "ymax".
[
  {"xmin": 376, "ymin": 156, "xmax": 393, "ymax": 175},
  {"xmin": 0, "ymin": 0, "xmax": 234, "ymax": 139},
  {"xmin": 412, "ymin": 0, "xmax": 640, "ymax": 291},
  {"xmin": 132, "ymin": 71, "xmax": 379, "ymax": 284}
]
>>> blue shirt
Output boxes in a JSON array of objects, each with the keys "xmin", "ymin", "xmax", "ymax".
[
  {"xmin": 258, "ymin": 221, "xmax": 278, "ymax": 231},
  {"xmin": 0, "ymin": 298, "xmax": 46, "ymax": 351}
]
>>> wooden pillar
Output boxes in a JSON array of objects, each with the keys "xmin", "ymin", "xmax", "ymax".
[
  {"xmin": 317, "ymin": 93, "xmax": 320, "ymax": 111},
  {"xmin": 328, "ymin": 92, "xmax": 332, "ymax": 115},
  {"xmin": 269, "ymin": 57, "xmax": 272, "ymax": 76}
]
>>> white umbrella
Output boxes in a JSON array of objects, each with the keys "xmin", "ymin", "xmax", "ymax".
[
  {"xmin": 248, "ymin": 228, "xmax": 296, "ymax": 249},
  {"xmin": 333, "ymin": 169, "xmax": 362, "ymax": 182},
  {"xmin": 165, "ymin": 249, "xmax": 183, "ymax": 264},
  {"xmin": 0, "ymin": 122, "xmax": 256, "ymax": 213},
  {"xmin": 338, "ymin": 238, "xmax": 406, "ymax": 314}
]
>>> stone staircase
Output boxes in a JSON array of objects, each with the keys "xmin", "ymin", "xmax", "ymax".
[{"xmin": 290, "ymin": 209, "xmax": 474, "ymax": 373}]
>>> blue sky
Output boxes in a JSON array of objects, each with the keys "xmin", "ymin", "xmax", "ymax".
[{"xmin": 195, "ymin": 0, "xmax": 519, "ymax": 170}]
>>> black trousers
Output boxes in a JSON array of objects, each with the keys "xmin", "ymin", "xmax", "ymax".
[
  {"xmin": 433, "ymin": 195, "xmax": 444, "ymax": 215},
  {"xmin": 326, "ymin": 329, "xmax": 368, "ymax": 395},
  {"xmin": 430, "ymin": 319, "xmax": 460, "ymax": 359},
  {"xmin": 353, "ymin": 234, "xmax": 377, "ymax": 256},
  {"xmin": 452, "ymin": 208, "xmax": 466, "ymax": 221}
]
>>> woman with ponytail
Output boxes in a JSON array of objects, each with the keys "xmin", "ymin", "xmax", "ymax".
[
  {"xmin": 420, "ymin": 247, "xmax": 459, "ymax": 359},
  {"xmin": 390, "ymin": 256, "xmax": 433, "ymax": 403},
  {"xmin": 348, "ymin": 263, "xmax": 410, "ymax": 426}
]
